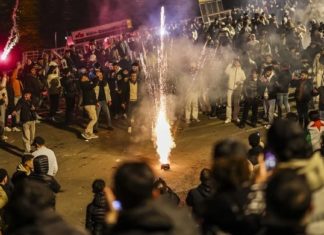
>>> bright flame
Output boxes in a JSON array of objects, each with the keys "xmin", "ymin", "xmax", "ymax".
[
  {"xmin": 153, "ymin": 6, "xmax": 175, "ymax": 165},
  {"xmin": 1, "ymin": 0, "xmax": 20, "ymax": 61},
  {"xmin": 154, "ymin": 98, "xmax": 175, "ymax": 164}
]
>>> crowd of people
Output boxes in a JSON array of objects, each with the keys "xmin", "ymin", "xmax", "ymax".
[{"xmin": 1, "ymin": 0, "xmax": 324, "ymax": 234}]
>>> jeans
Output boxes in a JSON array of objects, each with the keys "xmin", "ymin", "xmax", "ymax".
[
  {"xmin": 95, "ymin": 100, "xmax": 112, "ymax": 130},
  {"xmin": 277, "ymin": 93, "xmax": 290, "ymax": 118},
  {"xmin": 22, "ymin": 121, "xmax": 36, "ymax": 152}
]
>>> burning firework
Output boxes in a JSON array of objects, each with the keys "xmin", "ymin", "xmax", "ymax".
[
  {"xmin": 1, "ymin": 0, "xmax": 20, "ymax": 61},
  {"xmin": 153, "ymin": 6, "xmax": 175, "ymax": 170}
]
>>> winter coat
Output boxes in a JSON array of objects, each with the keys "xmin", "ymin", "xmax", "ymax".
[
  {"xmin": 259, "ymin": 72, "xmax": 278, "ymax": 100},
  {"xmin": 14, "ymin": 98, "xmax": 36, "ymax": 123},
  {"xmin": 80, "ymin": 77, "xmax": 98, "ymax": 106},
  {"xmin": 225, "ymin": 64, "xmax": 246, "ymax": 91},
  {"xmin": 242, "ymin": 79, "xmax": 260, "ymax": 99},
  {"xmin": 61, "ymin": 75, "xmax": 78, "ymax": 98},
  {"xmin": 86, "ymin": 192, "xmax": 109, "ymax": 235},
  {"xmin": 186, "ymin": 183, "xmax": 214, "ymax": 218},
  {"xmin": 23, "ymin": 75, "xmax": 42, "ymax": 98},
  {"xmin": 29, "ymin": 156, "xmax": 61, "ymax": 194},
  {"xmin": 105, "ymin": 198, "xmax": 198, "ymax": 235}
]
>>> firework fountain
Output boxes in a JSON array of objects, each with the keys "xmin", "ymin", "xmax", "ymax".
[
  {"xmin": 1, "ymin": 0, "xmax": 20, "ymax": 61},
  {"xmin": 153, "ymin": 6, "xmax": 175, "ymax": 170}
]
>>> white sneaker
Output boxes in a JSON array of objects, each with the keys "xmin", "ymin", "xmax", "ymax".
[
  {"xmin": 35, "ymin": 120, "xmax": 41, "ymax": 124},
  {"xmin": 193, "ymin": 119, "xmax": 201, "ymax": 123},
  {"xmin": 89, "ymin": 133, "xmax": 99, "ymax": 139},
  {"xmin": 1, "ymin": 135, "xmax": 8, "ymax": 141},
  {"xmin": 128, "ymin": 127, "xmax": 132, "ymax": 134},
  {"xmin": 264, "ymin": 124, "xmax": 271, "ymax": 130},
  {"xmin": 12, "ymin": 127, "xmax": 21, "ymax": 132},
  {"xmin": 81, "ymin": 132, "xmax": 91, "ymax": 140},
  {"xmin": 4, "ymin": 127, "xmax": 11, "ymax": 132},
  {"xmin": 236, "ymin": 118, "xmax": 240, "ymax": 123},
  {"xmin": 224, "ymin": 119, "xmax": 231, "ymax": 124}
]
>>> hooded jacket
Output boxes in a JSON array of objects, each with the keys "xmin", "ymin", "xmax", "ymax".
[
  {"xmin": 11, "ymin": 164, "xmax": 31, "ymax": 185},
  {"xmin": 225, "ymin": 64, "xmax": 246, "ymax": 91}
]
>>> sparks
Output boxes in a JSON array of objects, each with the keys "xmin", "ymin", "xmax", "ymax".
[
  {"xmin": 153, "ymin": 6, "xmax": 175, "ymax": 167},
  {"xmin": 1, "ymin": 0, "xmax": 20, "ymax": 61}
]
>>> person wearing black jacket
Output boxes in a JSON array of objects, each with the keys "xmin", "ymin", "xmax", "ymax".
[
  {"xmin": 12, "ymin": 91, "xmax": 37, "ymax": 153},
  {"xmin": 186, "ymin": 168, "xmax": 214, "ymax": 220},
  {"xmin": 11, "ymin": 154, "xmax": 34, "ymax": 185},
  {"xmin": 22, "ymin": 66, "xmax": 42, "ymax": 109},
  {"xmin": 239, "ymin": 69, "xmax": 261, "ymax": 128},
  {"xmin": 291, "ymin": 70, "xmax": 315, "ymax": 128},
  {"xmin": 80, "ymin": 73, "xmax": 99, "ymax": 140},
  {"xmin": 276, "ymin": 64, "xmax": 292, "ymax": 118},
  {"xmin": 86, "ymin": 179, "xmax": 109, "ymax": 235},
  {"xmin": 61, "ymin": 70, "xmax": 78, "ymax": 125},
  {"xmin": 29, "ymin": 155, "xmax": 60, "ymax": 208}
]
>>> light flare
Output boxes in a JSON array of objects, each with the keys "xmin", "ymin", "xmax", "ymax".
[
  {"xmin": 1, "ymin": 0, "xmax": 20, "ymax": 61},
  {"xmin": 153, "ymin": 6, "xmax": 175, "ymax": 167}
]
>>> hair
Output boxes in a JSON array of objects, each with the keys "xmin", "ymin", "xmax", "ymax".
[
  {"xmin": 0, "ymin": 168, "xmax": 8, "ymax": 182},
  {"xmin": 6, "ymin": 180, "xmax": 55, "ymax": 228},
  {"xmin": 267, "ymin": 119, "xmax": 312, "ymax": 162},
  {"xmin": 248, "ymin": 132, "xmax": 261, "ymax": 147},
  {"xmin": 266, "ymin": 169, "xmax": 311, "ymax": 221},
  {"xmin": 92, "ymin": 179, "xmax": 105, "ymax": 194},
  {"xmin": 200, "ymin": 168, "xmax": 212, "ymax": 185},
  {"xmin": 113, "ymin": 161, "xmax": 155, "ymax": 209},
  {"xmin": 213, "ymin": 138, "xmax": 248, "ymax": 160},
  {"xmin": 309, "ymin": 110, "xmax": 320, "ymax": 121},
  {"xmin": 212, "ymin": 139, "xmax": 250, "ymax": 192},
  {"xmin": 22, "ymin": 154, "xmax": 34, "ymax": 165}
]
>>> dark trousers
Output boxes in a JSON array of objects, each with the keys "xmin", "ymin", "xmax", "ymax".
[
  {"xmin": 65, "ymin": 96, "xmax": 76, "ymax": 124},
  {"xmin": 241, "ymin": 98, "xmax": 259, "ymax": 125},
  {"xmin": 296, "ymin": 101, "xmax": 309, "ymax": 128},
  {"xmin": 111, "ymin": 93, "xmax": 121, "ymax": 116},
  {"xmin": 49, "ymin": 94, "xmax": 60, "ymax": 118}
]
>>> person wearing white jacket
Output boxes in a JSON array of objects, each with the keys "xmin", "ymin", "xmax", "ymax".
[
  {"xmin": 224, "ymin": 59, "xmax": 246, "ymax": 124},
  {"xmin": 47, "ymin": 65, "xmax": 61, "ymax": 122}
]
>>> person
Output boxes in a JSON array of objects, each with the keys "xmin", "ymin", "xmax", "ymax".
[
  {"xmin": 267, "ymin": 119, "xmax": 324, "ymax": 234},
  {"xmin": 11, "ymin": 154, "xmax": 34, "ymax": 185},
  {"xmin": 276, "ymin": 63, "xmax": 291, "ymax": 118},
  {"xmin": 224, "ymin": 58, "xmax": 246, "ymax": 124},
  {"xmin": 109, "ymin": 62, "xmax": 123, "ymax": 120},
  {"xmin": 104, "ymin": 161, "xmax": 198, "ymax": 235},
  {"xmin": 85, "ymin": 179, "xmax": 109, "ymax": 235},
  {"xmin": 11, "ymin": 62, "xmax": 23, "ymax": 131},
  {"xmin": 61, "ymin": 70, "xmax": 78, "ymax": 125},
  {"xmin": 153, "ymin": 178, "xmax": 180, "ymax": 206},
  {"xmin": 121, "ymin": 72, "xmax": 141, "ymax": 134},
  {"xmin": 12, "ymin": 90, "xmax": 37, "ymax": 153},
  {"xmin": 46, "ymin": 64, "xmax": 62, "ymax": 122},
  {"xmin": 185, "ymin": 64, "xmax": 200, "ymax": 124},
  {"xmin": 93, "ymin": 64, "xmax": 113, "ymax": 133},
  {"xmin": 22, "ymin": 66, "xmax": 42, "ymax": 114},
  {"xmin": 291, "ymin": 70, "xmax": 315, "ymax": 128},
  {"xmin": 6, "ymin": 180, "xmax": 86, "ymax": 235},
  {"xmin": 247, "ymin": 132, "xmax": 264, "ymax": 165},
  {"xmin": 32, "ymin": 136, "xmax": 58, "ymax": 176},
  {"xmin": 239, "ymin": 69, "xmax": 261, "ymax": 128},
  {"xmin": 29, "ymin": 155, "xmax": 61, "ymax": 204},
  {"xmin": 0, "ymin": 73, "xmax": 9, "ymax": 133},
  {"xmin": 186, "ymin": 168, "xmax": 214, "ymax": 220},
  {"xmin": 257, "ymin": 170, "xmax": 312, "ymax": 235},
  {"xmin": 80, "ymin": 71, "xmax": 99, "ymax": 140},
  {"xmin": 259, "ymin": 66, "xmax": 278, "ymax": 129},
  {"xmin": 0, "ymin": 169, "xmax": 9, "ymax": 234}
]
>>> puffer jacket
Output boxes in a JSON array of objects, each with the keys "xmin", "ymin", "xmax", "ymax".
[
  {"xmin": 86, "ymin": 192, "xmax": 109, "ymax": 235},
  {"xmin": 225, "ymin": 64, "xmax": 246, "ymax": 90},
  {"xmin": 29, "ymin": 156, "xmax": 61, "ymax": 194}
]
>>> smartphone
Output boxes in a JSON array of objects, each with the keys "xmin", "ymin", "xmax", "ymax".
[
  {"xmin": 264, "ymin": 151, "xmax": 277, "ymax": 171},
  {"xmin": 112, "ymin": 200, "xmax": 122, "ymax": 211}
]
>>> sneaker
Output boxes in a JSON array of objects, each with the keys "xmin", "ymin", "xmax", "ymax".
[
  {"xmin": 35, "ymin": 120, "xmax": 41, "ymax": 124},
  {"xmin": 81, "ymin": 132, "xmax": 91, "ymax": 140},
  {"xmin": 224, "ymin": 119, "xmax": 231, "ymax": 124},
  {"xmin": 107, "ymin": 126, "xmax": 114, "ymax": 131},
  {"xmin": 193, "ymin": 119, "xmax": 201, "ymax": 123},
  {"xmin": 122, "ymin": 114, "xmax": 127, "ymax": 119},
  {"xmin": 236, "ymin": 118, "xmax": 240, "ymax": 123},
  {"xmin": 209, "ymin": 115, "xmax": 217, "ymax": 120},
  {"xmin": 12, "ymin": 127, "xmax": 21, "ymax": 132},
  {"xmin": 264, "ymin": 124, "xmax": 271, "ymax": 130},
  {"xmin": 89, "ymin": 133, "xmax": 99, "ymax": 139},
  {"xmin": 128, "ymin": 126, "xmax": 132, "ymax": 134},
  {"xmin": 1, "ymin": 135, "xmax": 8, "ymax": 141},
  {"xmin": 4, "ymin": 127, "xmax": 11, "ymax": 132}
]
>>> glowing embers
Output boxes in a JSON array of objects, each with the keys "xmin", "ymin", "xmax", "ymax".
[{"xmin": 1, "ymin": 0, "xmax": 20, "ymax": 61}]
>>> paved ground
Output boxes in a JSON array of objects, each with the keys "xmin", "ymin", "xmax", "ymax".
[{"xmin": 0, "ymin": 114, "xmax": 265, "ymax": 230}]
